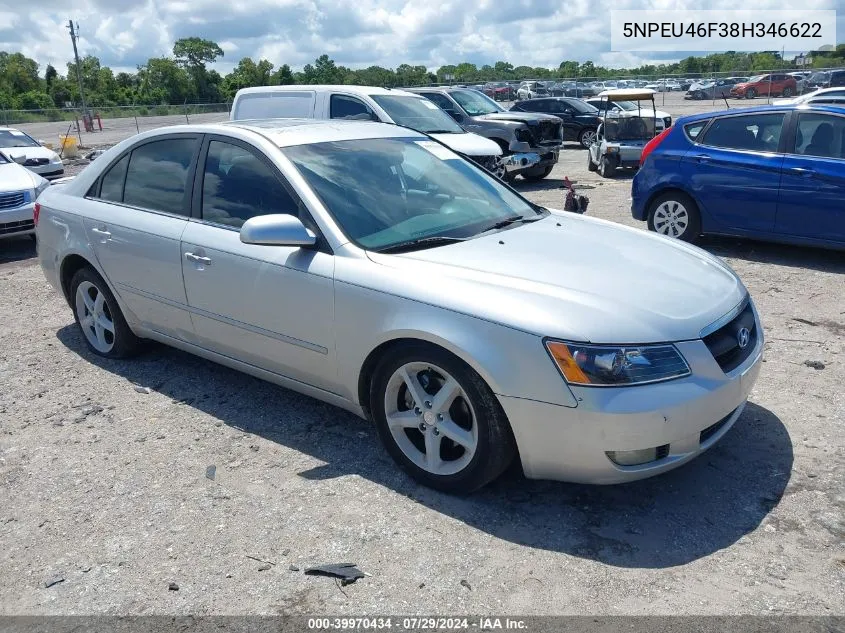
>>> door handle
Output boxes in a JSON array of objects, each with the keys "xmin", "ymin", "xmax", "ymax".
[
  {"xmin": 788, "ymin": 167, "xmax": 815, "ymax": 177},
  {"xmin": 91, "ymin": 227, "xmax": 111, "ymax": 241},
  {"xmin": 185, "ymin": 252, "xmax": 212, "ymax": 265},
  {"xmin": 694, "ymin": 154, "xmax": 711, "ymax": 163}
]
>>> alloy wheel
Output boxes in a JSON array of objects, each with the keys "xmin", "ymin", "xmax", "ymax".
[
  {"xmin": 580, "ymin": 129, "xmax": 596, "ymax": 148},
  {"xmin": 383, "ymin": 362, "xmax": 478, "ymax": 476},
  {"xmin": 652, "ymin": 199, "xmax": 690, "ymax": 238},
  {"xmin": 75, "ymin": 280, "xmax": 116, "ymax": 353}
]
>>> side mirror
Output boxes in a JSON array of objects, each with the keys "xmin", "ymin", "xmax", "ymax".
[
  {"xmin": 11, "ymin": 154, "xmax": 27, "ymax": 165},
  {"xmin": 240, "ymin": 214, "xmax": 317, "ymax": 247},
  {"xmin": 447, "ymin": 110, "xmax": 464, "ymax": 123}
]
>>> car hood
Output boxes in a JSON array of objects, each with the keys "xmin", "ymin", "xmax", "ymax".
[
  {"xmin": 0, "ymin": 161, "xmax": 41, "ymax": 190},
  {"xmin": 430, "ymin": 131, "xmax": 502, "ymax": 157},
  {"xmin": 476, "ymin": 112, "xmax": 562, "ymax": 124},
  {"xmin": 0, "ymin": 144, "xmax": 58, "ymax": 162},
  {"xmin": 366, "ymin": 214, "xmax": 746, "ymax": 343}
]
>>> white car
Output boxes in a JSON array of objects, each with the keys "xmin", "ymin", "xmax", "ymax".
[
  {"xmin": 230, "ymin": 85, "xmax": 502, "ymax": 173},
  {"xmin": 0, "ymin": 127, "xmax": 64, "ymax": 179},
  {"xmin": 0, "ymin": 150, "xmax": 50, "ymax": 239},
  {"xmin": 516, "ymin": 81, "xmax": 547, "ymax": 100},
  {"xmin": 773, "ymin": 86, "xmax": 845, "ymax": 106}
]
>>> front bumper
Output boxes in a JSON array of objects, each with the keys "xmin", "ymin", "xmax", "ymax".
[
  {"xmin": 503, "ymin": 149, "xmax": 559, "ymax": 174},
  {"xmin": 27, "ymin": 162, "xmax": 65, "ymax": 179},
  {"xmin": 0, "ymin": 202, "xmax": 35, "ymax": 238},
  {"xmin": 499, "ymin": 311, "xmax": 764, "ymax": 484}
]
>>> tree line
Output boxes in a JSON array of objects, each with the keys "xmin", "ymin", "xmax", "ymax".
[{"xmin": 1, "ymin": 38, "xmax": 843, "ymax": 111}]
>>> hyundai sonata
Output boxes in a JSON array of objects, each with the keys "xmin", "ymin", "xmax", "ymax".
[{"xmin": 36, "ymin": 119, "xmax": 762, "ymax": 492}]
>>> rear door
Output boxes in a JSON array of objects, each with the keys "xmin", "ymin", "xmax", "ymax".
[
  {"xmin": 775, "ymin": 111, "xmax": 845, "ymax": 243},
  {"xmin": 82, "ymin": 135, "xmax": 200, "ymax": 340},
  {"xmin": 684, "ymin": 112, "xmax": 786, "ymax": 234}
]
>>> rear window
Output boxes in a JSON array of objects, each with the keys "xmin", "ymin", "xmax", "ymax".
[
  {"xmin": 232, "ymin": 91, "xmax": 315, "ymax": 120},
  {"xmin": 684, "ymin": 120, "xmax": 709, "ymax": 141}
]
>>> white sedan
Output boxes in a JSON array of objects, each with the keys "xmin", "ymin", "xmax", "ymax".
[{"xmin": 0, "ymin": 127, "xmax": 64, "ymax": 179}]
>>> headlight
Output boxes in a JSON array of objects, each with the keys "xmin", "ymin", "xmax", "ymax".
[
  {"xmin": 545, "ymin": 340, "xmax": 690, "ymax": 386},
  {"xmin": 33, "ymin": 178, "xmax": 50, "ymax": 199},
  {"xmin": 50, "ymin": 152, "xmax": 61, "ymax": 162},
  {"xmin": 605, "ymin": 146, "xmax": 619, "ymax": 153},
  {"xmin": 515, "ymin": 128, "xmax": 532, "ymax": 143}
]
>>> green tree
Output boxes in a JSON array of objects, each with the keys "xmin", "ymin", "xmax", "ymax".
[
  {"xmin": 45, "ymin": 64, "xmax": 58, "ymax": 87},
  {"xmin": 0, "ymin": 52, "xmax": 41, "ymax": 94},
  {"xmin": 271, "ymin": 64, "xmax": 294, "ymax": 85}
]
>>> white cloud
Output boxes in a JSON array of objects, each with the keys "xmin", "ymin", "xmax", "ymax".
[{"xmin": 0, "ymin": 0, "xmax": 841, "ymax": 76}]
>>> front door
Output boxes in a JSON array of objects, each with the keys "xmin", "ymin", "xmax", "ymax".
[
  {"xmin": 180, "ymin": 137, "xmax": 337, "ymax": 391},
  {"xmin": 776, "ymin": 111, "xmax": 845, "ymax": 243},
  {"xmin": 80, "ymin": 136, "xmax": 200, "ymax": 340}
]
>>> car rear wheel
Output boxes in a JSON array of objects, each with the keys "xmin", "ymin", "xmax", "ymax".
[
  {"xmin": 71, "ymin": 267, "xmax": 141, "ymax": 358},
  {"xmin": 578, "ymin": 128, "xmax": 597, "ymax": 148},
  {"xmin": 647, "ymin": 191, "xmax": 701, "ymax": 243},
  {"xmin": 781, "ymin": 87, "xmax": 793, "ymax": 98},
  {"xmin": 598, "ymin": 156, "xmax": 616, "ymax": 178},
  {"xmin": 745, "ymin": 88, "xmax": 757, "ymax": 99},
  {"xmin": 521, "ymin": 165, "xmax": 553, "ymax": 181},
  {"xmin": 370, "ymin": 344, "xmax": 516, "ymax": 493}
]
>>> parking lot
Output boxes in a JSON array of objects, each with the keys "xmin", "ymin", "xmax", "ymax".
[{"xmin": 1, "ymin": 98, "xmax": 844, "ymax": 616}]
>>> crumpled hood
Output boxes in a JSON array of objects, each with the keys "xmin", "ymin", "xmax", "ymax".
[
  {"xmin": 477, "ymin": 112, "xmax": 562, "ymax": 125},
  {"xmin": 367, "ymin": 214, "xmax": 746, "ymax": 343}
]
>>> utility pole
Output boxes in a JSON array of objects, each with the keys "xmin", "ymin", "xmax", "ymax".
[{"xmin": 68, "ymin": 19, "xmax": 89, "ymax": 127}]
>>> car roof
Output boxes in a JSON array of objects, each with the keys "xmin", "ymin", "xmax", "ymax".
[
  {"xmin": 140, "ymin": 119, "xmax": 426, "ymax": 147},
  {"xmin": 598, "ymin": 89, "xmax": 656, "ymax": 99},
  {"xmin": 677, "ymin": 103, "xmax": 845, "ymax": 124},
  {"xmin": 233, "ymin": 85, "xmax": 420, "ymax": 99}
]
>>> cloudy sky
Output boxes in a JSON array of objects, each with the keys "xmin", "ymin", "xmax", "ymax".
[{"xmin": 0, "ymin": 0, "xmax": 842, "ymax": 76}]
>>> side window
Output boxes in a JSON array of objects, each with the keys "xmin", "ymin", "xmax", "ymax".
[
  {"xmin": 330, "ymin": 95, "xmax": 376, "ymax": 121},
  {"xmin": 423, "ymin": 93, "xmax": 456, "ymax": 112},
  {"xmin": 526, "ymin": 100, "xmax": 547, "ymax": 112},
  {"xmin": 201, "ymin": 140, "xmax": 299, "ymax": 229},
  {"xmin": 831, "ymin": 72, "xmax": 845, "ymax": 87},
  {"xmin": 123, "ymin": 138, "xmax": 197, "ymax": 215},
  {"xmin": 685, "ymin": 120, "xmax": 709, "ymax": 141},
  {"xmin": 700, "ymin": 113, "xmax": 785, "ymax": 152},
  {"xmin": 98, "ymin": 154, "xmax": 129, "ymax": 202},
  {"xmin": 794, "ymin": 113, "xmax": 845, "ymax": 160}
]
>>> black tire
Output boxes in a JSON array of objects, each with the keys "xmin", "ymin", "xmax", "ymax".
[
  {"xmin": 578, "ymin": 128, "xmax": 597, "ymax": 149},
  {"xmin": 370, "ymin": 343, "xmax": 517, "ymax": 494},
  {"xmin": 781, "ymin": 87, "xmax": 793, "ymax": 98},
  {"xmin": 521, "ymin": 165, "xmax": 553, "ymax": 181},
  {"xmin": 598, "ymin": 156, "xmax": 616, "ymax": 178},
  {"xmin": 746, "ymin": 88, "xmax": 757, "ymax": 99},
  {"xmin": 70, "ymin": 266, "xmax": 142, "ymax": 358},
  {"xmin": 587, "ymin": 151, "xmax": 598, "ymax": 172},
  {"xmin": 694, "ymin": 91, "xmax": 705, "ymax": 100},
  {"xmin": 646, "ymin": 191, "xmax": 702, "ymax": 243}
]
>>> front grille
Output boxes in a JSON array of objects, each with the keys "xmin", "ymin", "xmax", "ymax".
[
  {"xmin": 0, "ymin": 191, "xmax": 26, "ymax": 210},
  {"xmin": 700, "ymin": 410, "xmax": 735, "ymax": 444},
  {"xmin": 24, "ymin": 157, "xmax": 49, "ymax": 166},
  {"xmin": 530, "ymin": 120, "xmax": 561, "ymax": 143},
  {"xmin": 703, "ymin": 302, "xmax": 756, "ymax": 373},
  {"xmin": 470, "ymin": 155, "xmax": 499, "ymax": 173},
  {"xmin": 0, "ymin": 219, "xmax": 34, "ymax": 235}
]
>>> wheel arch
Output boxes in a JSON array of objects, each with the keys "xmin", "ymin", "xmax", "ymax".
[
  {"xmin": 644, "ymin": 185, "xmax": 704, "ymax": 223},
  {"xmin": 59, "ymin": 252, "xmax": 99, "ymax": 306}
]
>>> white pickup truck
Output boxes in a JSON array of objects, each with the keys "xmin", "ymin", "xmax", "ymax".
[{"xmin": 230, "ymin": 85, "xmax": 504, "ymax": 176}]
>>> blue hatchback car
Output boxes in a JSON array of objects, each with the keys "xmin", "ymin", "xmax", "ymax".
[{"xmin": 632, "ymin": 104, "xmax": 845, "ymax": 250}]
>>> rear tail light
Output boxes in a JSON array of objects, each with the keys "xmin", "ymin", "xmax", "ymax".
[
  {"xmin": 33, "ymin": 202, "xmax": 41, "ymax": 227},
  {"xmin": 640, "ymin": 127, "xmax": 671, "ymax": 166}
]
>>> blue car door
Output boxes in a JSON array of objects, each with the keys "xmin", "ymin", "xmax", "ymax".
[
  {"xmin": 684, "ymin": 112, "xmax": 786, "ymax": 234},
  {"xmin": 775, "ymin": 111, "xmax": 845, "ymax": 244}
]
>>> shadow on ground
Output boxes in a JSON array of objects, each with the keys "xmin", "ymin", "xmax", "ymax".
[
  {"xmin": 698, "ymin": 236, "xmax": 845, "ymax": 275},
  {"xmin": 0, "ymin": 235, "xmax": 36, "ymax": 266},
  {"xmin": 57, "ymin": 324, "xmax": 793, "ymax": 569}
]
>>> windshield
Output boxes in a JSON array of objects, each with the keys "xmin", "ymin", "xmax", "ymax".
[
  {"xmin": 747, "ymin": 75, "xmax": 765, "ymax": 83},
  {"xmin": 371, "ymin": 95, "xmax": 464, "ymax": 134},
  {"xmin": 809, "ymin": 72, "xmax": 830, "ymax": 83},
  {"xmin": 0, "ymin": 130, "xmax": 40, "ymax": 148},
  {"xmin": 449, "ymin": 90, "xmax": 502, "ymax": 116},
  {"xmin": 283, "ymin": 137, "xmax": 539, "ymax": 251},
  {"xmin": 570, "ymin": 99, "xmax": 599, "ymax": 114},
  {"xmin": 603, "ymin": 117, "xmax": 656, "ymax": 141}
]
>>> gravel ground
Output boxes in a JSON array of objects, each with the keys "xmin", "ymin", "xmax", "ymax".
[{"xmin": 1, "ymin": 130, "xmax": 843, "ymax": 616}]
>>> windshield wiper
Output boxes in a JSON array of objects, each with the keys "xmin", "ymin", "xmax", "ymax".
[
  {"xmin": 374, "ymin": 235, "xmax": 467, "ymax": 254},
  {"xmin": 477, "ymin": 214, "xmax": 543, "ymax": 234},
  {"xmin": 424, "ymin": 129, "xmax": 461, "ymax": 134}
]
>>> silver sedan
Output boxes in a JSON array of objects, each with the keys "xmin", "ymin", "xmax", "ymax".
[{"xmin": 35, "ymin": 119, "xmax": 763, "ymax": 492}]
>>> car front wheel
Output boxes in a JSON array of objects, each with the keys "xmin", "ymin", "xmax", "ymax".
[
  {"xmin": 587, "ymin": 151, "xmax": 598, "ymax": 172},
  {"xmin": 598, "ymin": 156, "xmax": 616, "ymax": 178},
  {"xmin": 746, "ymin": 88, "xmax": 757, "ymax": 99},
  {"xmin": 647, "ymin": 191, "xmax": 702, "ymax": 243},
  {"xmin": 71, "ymin": 266, "xmax": 141, "ymax": 358},
  {"xmin": 370, "ymin": 344, "xmax": 516, "ymax": 493}
]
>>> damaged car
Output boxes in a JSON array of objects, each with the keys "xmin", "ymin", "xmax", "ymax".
[{"xmin": 406, "ymin": 87, "xmax": 564, "ymax": 181}]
